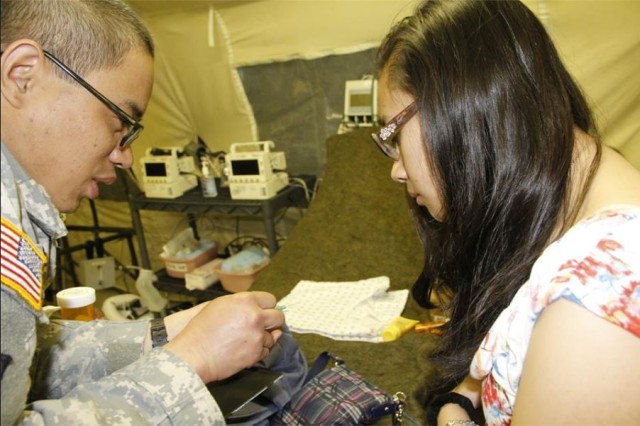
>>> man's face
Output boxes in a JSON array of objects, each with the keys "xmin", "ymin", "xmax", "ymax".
[{"xmin": 3, "ymin": 46, "xmax": 154, "ymax": 213}]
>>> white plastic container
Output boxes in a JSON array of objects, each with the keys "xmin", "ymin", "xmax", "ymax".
[
  {"xmin": 185, "ymin": 258, "xmax": 224, "ymax": 291},
  {"xmin": 135, "ymin": 269, "xmax": 168, "ymax": 313}
]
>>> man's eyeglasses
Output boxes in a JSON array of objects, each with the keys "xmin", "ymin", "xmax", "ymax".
[
  {"xmin": 43, "ymin": 50, "xmax": 143, "ymax": 148},
  {"xmin": 371, "ymin": 102, "xmax": 418, "ymax": 161}
]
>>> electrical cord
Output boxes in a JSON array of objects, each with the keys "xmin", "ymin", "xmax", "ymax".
[
  {"xmin": 312, "ymin": 177, "xmax": 322, "ymax": 196},
  {"xmin": 274, "ymin": 206, "xmax": 291, "ymax": 225},
  {"xmin": 224, "ymin": 235, "xmax": 270, "ymax": 256},
  {"xmin": 288, "ymin": 177, "xmax": 312, "ymax": 203}
]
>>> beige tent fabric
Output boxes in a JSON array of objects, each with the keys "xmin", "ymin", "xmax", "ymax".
[
  {"xmin": 524, "ymin": 0, "xmax": 640, "ymax": 165},
  {"xmin": 128, "ymin": 2, "xmax": 257, "ymax": 173},
  {"xmin": 128, "ymin": 0, "xmax": 638, "ymax": 169},
  {"xmin": 127, "ymin": 0, "xmax": 418, "ymax": 176},
  {"xmin": 218, "ymin": 0, "xmax": 417, "ymax": 66}
]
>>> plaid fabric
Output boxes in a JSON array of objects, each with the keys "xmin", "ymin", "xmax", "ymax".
[{"xmin": 271, "ymin": 363, "xmax": 396, "ymax": 425}]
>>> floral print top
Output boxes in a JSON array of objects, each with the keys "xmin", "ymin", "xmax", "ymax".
[{"xmin": 470, "ymin": 206, "xmax": 640, "ymax": 425}]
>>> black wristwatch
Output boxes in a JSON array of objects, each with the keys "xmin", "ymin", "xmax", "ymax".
[{"xmin": 150, "ymin": 317, "xmax": 168, "ymax": 348}]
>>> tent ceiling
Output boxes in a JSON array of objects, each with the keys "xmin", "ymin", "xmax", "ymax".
[{"xmin": 128, "ymin": 0, "xmax": 256, "ymax": 16}]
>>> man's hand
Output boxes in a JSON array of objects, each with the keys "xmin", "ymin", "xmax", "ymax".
[{"xmin": 161, "ymin": 291, "xmax": 284, "ymax": 383}]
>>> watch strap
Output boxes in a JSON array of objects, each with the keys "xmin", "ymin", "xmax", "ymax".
[{"xmin": 150, "ymin": 317, "xmax": 168, "ymax": 348}]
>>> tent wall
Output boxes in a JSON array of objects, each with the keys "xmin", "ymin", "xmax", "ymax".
[
  {"xmin": 126, "ymin": 0, "xmax": 638, "ymax": 174},
  {"xmin": 527, "ymin": 0, "xmax": 639, "ymax": 163},
  {"xmin": 127, "ymin": 3, "xmax": 257, "ymax": 167},
  {"xmin": 62, "ymin": 0, "xmax": 639, "ymax": 290},
  {"xmin": 239, "ymin": 48, "xmax": 379, "ymax": 176}
]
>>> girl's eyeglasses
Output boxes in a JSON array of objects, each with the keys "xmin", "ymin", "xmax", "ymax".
[{"xmin": 370, "ymin": 102, "xmax": 417, "ymax": 161}]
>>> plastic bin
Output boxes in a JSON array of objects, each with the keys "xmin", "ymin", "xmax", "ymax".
[
  {"xmin": 160, "ymin": 240, "xmax": 218, "ymax": 278},
  {"xmin": 215, "ymin": 246, "xmax": 270, "ymax": 292},
  {"xmin": 215, "ymin": 260, "xmax": 269, "ymax": 293}
]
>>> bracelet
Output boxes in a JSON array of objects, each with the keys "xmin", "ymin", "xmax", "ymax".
[
  {"xmin": 150, "ymin": 317, "xmax": 168, "ymax": 348},
  {"xmin": 446, "ymin": 420, "xmax": 477, "ymax": 426},
  {"xmin": 426, "ymin": 392, "xmax": 482, "ymax": 425}
]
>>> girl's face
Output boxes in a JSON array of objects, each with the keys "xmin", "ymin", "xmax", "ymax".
[{"xmin": 377, "ymin": 71, "xmax": 445, "ymax": 221}]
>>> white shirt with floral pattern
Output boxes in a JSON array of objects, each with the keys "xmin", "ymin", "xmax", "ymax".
[{"xmin": 470, "ymin": 206, "xmax": 640, "ymax": 425}]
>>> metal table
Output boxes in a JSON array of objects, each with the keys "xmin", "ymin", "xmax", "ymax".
[{"xmin": 129, "ymin": 177, "xmax": 314, "ymax": 269}]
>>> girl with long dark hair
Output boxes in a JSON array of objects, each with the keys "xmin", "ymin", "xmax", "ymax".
[{"xmin": 373, "ymin": 1, "xmax": 640, "ymax": 424}]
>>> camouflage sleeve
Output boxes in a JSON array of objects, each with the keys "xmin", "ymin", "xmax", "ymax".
[
  {"xmin": 31, "ymin": 319, "xmax": 148, "ymax": 399},
  {"xmin": 24, "ymin": 348, "xmax": 224, "ymax": 425},
  {"xmin": 25, "ymin": 320, "xmax": 224, "ymax": 424}
]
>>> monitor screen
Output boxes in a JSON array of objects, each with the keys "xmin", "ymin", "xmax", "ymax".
[
  {"xmin": 231, "ymin": 159, "xmax": 260, "ymax": 176},
  {"xmin": 144, "ymin": 162, "xmax": 167, "ymax": 177},
  {"xmin": 349, "ymin": 93, "xmax": 371, "ymax": 108}
]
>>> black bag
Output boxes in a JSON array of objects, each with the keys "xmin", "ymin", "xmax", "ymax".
[
  {"xmin": 211, "ymin": 325, "xmax": 308, "ymax": 425},
  {"xmin": 270, "ymin": 352, "xmax": 407, "ymax": 425}
]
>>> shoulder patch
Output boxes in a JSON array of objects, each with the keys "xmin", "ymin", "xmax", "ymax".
[{"xmin": 1, "ymin": 218, "xmax": 46, "ymax": 310}]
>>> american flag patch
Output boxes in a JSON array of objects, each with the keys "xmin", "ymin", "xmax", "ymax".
[{"xmin": 1, "ymin": 218, "xmax": 46, "ymax": 310}]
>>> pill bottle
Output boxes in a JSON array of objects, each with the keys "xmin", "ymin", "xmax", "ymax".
[
  {"xmin": 56, "ymin": 287, "xmax": 96, "ymax": 321},
  {"xmin": 382, "ymin": 316, "xmax": 419, "ymax": 342}
]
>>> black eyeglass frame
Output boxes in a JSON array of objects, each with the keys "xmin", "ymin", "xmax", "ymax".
[
  {"xmin": 42, "ymin": 50, "xmax": 143, "ymax": 148},
  {"xmin": 371, "ymin": 102, "xmax": 418, "ymax": 161}
]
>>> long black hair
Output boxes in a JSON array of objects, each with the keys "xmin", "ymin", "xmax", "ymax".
[{"xmin": 376, "ymin": 0, "xmax": 601, "ymax": 393}]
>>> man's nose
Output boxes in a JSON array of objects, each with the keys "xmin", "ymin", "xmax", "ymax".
[{"xmin": 109, "ymin": 145, "xmax": 133, "ymax": 169}]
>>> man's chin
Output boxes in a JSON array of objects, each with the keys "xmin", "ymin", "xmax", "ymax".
[{"xmin": 54, "ymin": 198, "xmax": 83, "ymax": 214}]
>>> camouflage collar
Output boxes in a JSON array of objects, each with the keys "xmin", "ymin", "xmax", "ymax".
[{"xmin": 1, "ymin": 142, "xmax": 67, "ymax": 240}]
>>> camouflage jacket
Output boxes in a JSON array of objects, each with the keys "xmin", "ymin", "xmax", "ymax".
[{"xmin": 1, "ymin": 143, "xmax": 224, "ymax": 425}]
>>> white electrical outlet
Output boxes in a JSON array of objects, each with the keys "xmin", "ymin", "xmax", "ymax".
[{"xmin": 78, "ymin": 257, "xmax": 116, "ymax": 289}]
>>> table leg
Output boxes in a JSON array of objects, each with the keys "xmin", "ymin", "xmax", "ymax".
[
  {"xmin": 131, "ymin": 207, "xmax": 151, "ymax": 269},
  {"xmin": 261, "ymin": 202, "xmax": 279, "ymax": 255}
]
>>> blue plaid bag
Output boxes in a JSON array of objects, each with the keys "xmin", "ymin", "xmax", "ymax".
[{"xmin": 270, "ymin": 352, "xmax": 406, "ymax": 425}]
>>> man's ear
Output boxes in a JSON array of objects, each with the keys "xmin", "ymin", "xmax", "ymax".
[{"xmin": 1, "ymin": 40, "xmax": 47, "ymax": 108}]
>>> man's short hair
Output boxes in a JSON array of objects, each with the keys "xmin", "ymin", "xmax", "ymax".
[{"xmin": 1, "ymin": 0, "xmax": 154, "ymax": 76}]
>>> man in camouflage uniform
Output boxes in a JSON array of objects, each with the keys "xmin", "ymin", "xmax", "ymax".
[{"xmin": 1, "ymin": 1, "xmax": 288, "ymax": 424}]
